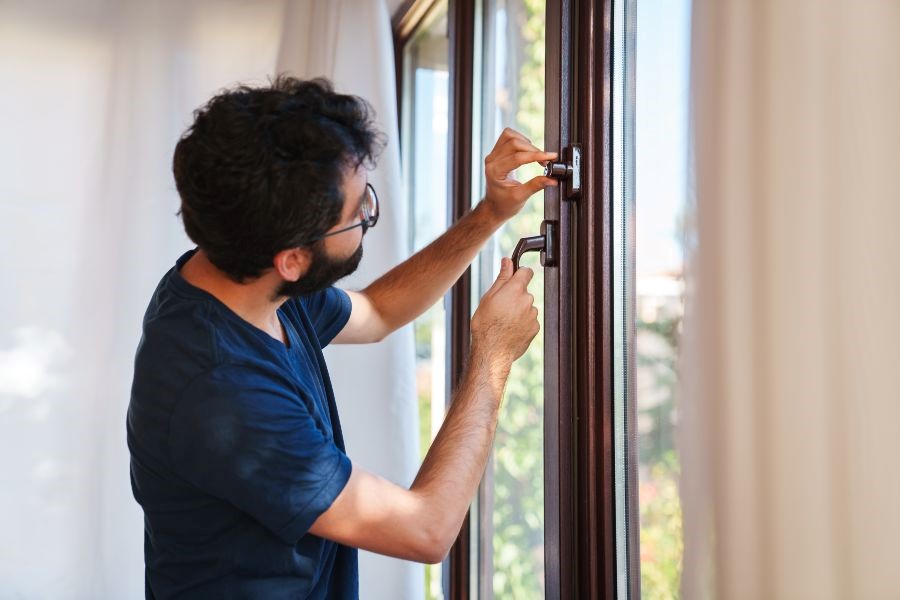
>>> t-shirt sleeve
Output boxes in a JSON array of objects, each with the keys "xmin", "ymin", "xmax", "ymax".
[
  {"xmin": 167, "ymin": 367, "xmax": 352, "ymax": 545},
  {"xmin": 298, "ymin": 286, "xmax": 352, "ymax": 347}
]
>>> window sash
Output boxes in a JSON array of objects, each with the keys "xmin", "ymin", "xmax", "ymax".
[{"xmin": 392, "ymin": 0, "xmax": 641, "ymax": 597}]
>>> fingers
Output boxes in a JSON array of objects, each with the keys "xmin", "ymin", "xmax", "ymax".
[
  {"xmin": 495, "ymin": 137, "xmax": 556, "ymax": 165},
  {"xmin": 490, "ymin": 127, "xmax": 532, "ymax": 152},
  {"xmin": 497, "ymin": 256, "xmax": 514, "ymax": 281},
  {"xmin": 522, "ymin": 174, "xmax": 558, "ymax": 195},
  {"xmin": 485, "ymin": 257, "xmax": 514, "ymax": 295},
  {"xmin": 489, "ymin": 128, "xmax": 557, "ymax": 163},
  {"xmin": 510, "ymin": 265, "xmax": 535, "ymax": 288},
  {"xmin": 488, "ymin": 151, "xmax": 559, "ymax": 180},
  {"xmin": 488, "ymin": 137, "xmax": 556, "ymax": 163},
  {"xmin": 487, "ymin": 260, "xmax": 535, "ymax": 300}
]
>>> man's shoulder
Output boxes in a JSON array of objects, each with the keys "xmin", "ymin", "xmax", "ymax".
[
  {"xmin": 136, "ymin": 287, "xmax": 219, "ymax": 374},
  {"xmin": 284, "ymin": 287, "xmax": 352, "ymax": 348}
]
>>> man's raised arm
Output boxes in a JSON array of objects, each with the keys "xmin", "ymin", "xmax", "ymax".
[{"xmin": 333, "ymin": 128, "xmax": 555, "ymax": 345}]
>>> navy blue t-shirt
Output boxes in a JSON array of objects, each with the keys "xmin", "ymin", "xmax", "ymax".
[{"xmin": 127, "ymin": 248, "xmax": 357, "ymax": 599}]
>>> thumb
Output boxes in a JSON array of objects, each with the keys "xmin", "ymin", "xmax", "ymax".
[
  {"xmin": 524, "ymin": 175, "xmax": 557, "ymax": 196},
  {"xmin": 488, "ymin": 257, "xmax": 514, "ymax": 292}
]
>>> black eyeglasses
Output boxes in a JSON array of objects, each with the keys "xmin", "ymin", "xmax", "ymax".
[{"xmin": 308, "ymin": 183, "xmax": 379, "ymax": 242}]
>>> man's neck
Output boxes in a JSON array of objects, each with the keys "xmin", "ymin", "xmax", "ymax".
[{"xmin": 179, "ymin": 249, "xmax": 287, "ymax": 343}]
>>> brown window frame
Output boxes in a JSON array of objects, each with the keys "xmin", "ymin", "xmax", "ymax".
[
  {"xmin": 392, "ymin": 2, "xmax": 473, "ymax": 597},
  {"xmin": 391, "ymin": 0, "xmax": 640, "ymax": 598}
]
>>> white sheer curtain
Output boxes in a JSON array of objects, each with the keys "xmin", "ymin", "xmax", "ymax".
[
  {"xmin": 276, "ymin": 2, "xmax": 422, "ymax": 598},
  {"xmin": 681, "ymin": 1, "xmax": 900, "ymax": 598},
  {"xmin": 0, "ymin": 0, "xmax": 416, "ymax": 597}
]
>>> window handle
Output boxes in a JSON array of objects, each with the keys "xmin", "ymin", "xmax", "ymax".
[
  {"xmin": 543, "ymin": 144, "xmax": 582, "ymax": 200},
  {"xmin": 512, "ymin": 220, "xmax": 558, "ymax": 271}
]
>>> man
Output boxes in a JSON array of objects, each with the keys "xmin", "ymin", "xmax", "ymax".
[{"xmin": 126, "ymin": 75, "xmax": 558, "ymax": 599}]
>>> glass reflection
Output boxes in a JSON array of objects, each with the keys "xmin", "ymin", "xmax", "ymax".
[
  {"xmin": 635, "ymin": 0, "xmax": 691, "ymax": 597},
  {"xmin": 401, "ymin": 4, "xmax": 450, "ymax": 599},
  {"xmin": 473, "ymin": 0, "xmax": 546, "ymax": 597}
]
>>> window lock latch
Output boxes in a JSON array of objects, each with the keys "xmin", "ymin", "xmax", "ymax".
[
  {"xmin": 512, "ymin": 220, "xmax": 558, "ymax": 272},
  {"xmin": 543, "ymin": 144, "xmax": 582, "ymax": 200}
]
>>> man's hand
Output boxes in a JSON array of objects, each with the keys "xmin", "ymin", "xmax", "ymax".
[
  {"xmin": 334, "ymin": 129, "xmax": 552, "ymax": 346},
  {"xmin": 482, "ymin": 127, "xmax": 559, "ymax": 221},
  {"xmin": 470, "ymin": 257, "xmax": 540, "ymax": 375}
]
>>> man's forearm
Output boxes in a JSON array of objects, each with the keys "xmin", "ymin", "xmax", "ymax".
[
  {"xmin": 363, "ymin": 200, "xmax": 504, "ymax": 333},
  {"xmin": 409, "ymin": 342, "xmax": 509, "ymax": 555}
]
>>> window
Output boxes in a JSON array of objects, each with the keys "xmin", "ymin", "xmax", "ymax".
[
  {"xmin": 634, "ymin": 0, "xmax": 691, "ymax": 596},
  {"xmin": 398, "ymin": 2, "xmax": 451, "ymax": 598},
  {"xmin": 394, "ymin": 0, "xmax": 684, "ymax": 597},
  {"xmin": 469, "ymin": 1, "xmax": 547, "ymax": 598}
]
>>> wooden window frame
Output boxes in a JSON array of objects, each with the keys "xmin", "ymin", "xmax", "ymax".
[
  {"xmin": 392, "ymin": 2, "xmax": 474, "ymax": 597},
  {"xmin": 391, "ymin": 0, "xmax": 640, "ymax": 597}
]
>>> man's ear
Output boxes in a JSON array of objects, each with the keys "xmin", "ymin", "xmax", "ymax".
[{"xmin": 272, "ymin": 247, "xmax": 312, "ymax": 282}]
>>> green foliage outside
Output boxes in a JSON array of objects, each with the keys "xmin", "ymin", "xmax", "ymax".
[
  {"xmin": 639, "ymin": 450, "xmax": 683, "ymax": 600},
  {"xmin": 415, "ymin": 305, "xmax": 438, "ymax": 464},
  {"xmin": 414, "ymin": 304, "xmax": 442, "ymax": 598},
  {"xmin": 637, "ymin": 312, "xmax": 684, "ymax": 598},
  {"xmin": 489, "ymin": 0, "xmax": 547, "ymax": 596}
]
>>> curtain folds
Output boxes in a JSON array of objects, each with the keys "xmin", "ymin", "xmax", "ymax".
[
  {"xmin": 0, "ymin": 0, "xmax": 417, "ymax": 597},
  {"xmin": 681, "ymin": 1, "xmax": 900, "ymax": 598},
  {"xmin": 277, "ymin": 1, "xmax": 422, "ymax": 597}
]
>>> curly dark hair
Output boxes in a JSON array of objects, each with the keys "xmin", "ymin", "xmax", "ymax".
[{"xmin": 173, "ymin": 75, "xmax": 386, "ymax": 282}]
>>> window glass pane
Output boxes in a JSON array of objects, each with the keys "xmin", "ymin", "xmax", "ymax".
[
  {"xmin": 400, "ymin": 4, "xmax": 450, "ymax": 599},
  {"xmin": 472, "ymin": 0, "xmax": 546, "ymax": 597},
  {"xmin": 612, "ymin": 0, "xmax": 637, "ymax": 593},
  {"xmin": 635, "ymin": 0, "xmax": 691, "ymax": 597}
]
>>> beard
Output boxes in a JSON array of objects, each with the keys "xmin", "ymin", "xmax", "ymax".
[{"xmin": 275, "ymin": 240, "xmax": 363, "ymax": 299}]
